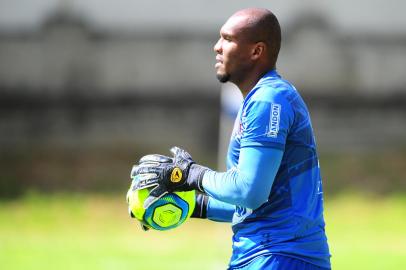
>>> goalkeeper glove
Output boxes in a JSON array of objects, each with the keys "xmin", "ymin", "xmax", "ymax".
[
  {"xmin": 191, "ymin": 193, "xmax": 209, "ymax": 219},
  {"xmin": 131, "ymin": 146, "xmax": 209, "ymax": 209}
]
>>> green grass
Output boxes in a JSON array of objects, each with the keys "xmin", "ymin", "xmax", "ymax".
[
  {"xmin": 0, "ymin": 193, "xmax": 405, "ymax": 270},
  {"xmin": 324, "ymin": 193, "xmax": 406, "ymax": 269}
]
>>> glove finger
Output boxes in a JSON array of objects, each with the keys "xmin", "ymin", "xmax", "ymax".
[
  {"xmin": 139, "ymin": 154, "xmax": 173, "ymax": 164},
  {"xmin": 130, "ymin": 164, "xmax": 143, "ymax": 179},
  {"xmin": 140, "ymin": 223, "xmax": 150, "ymax": 231},
  {"xmin": 131, "ymin": 164, "xmax": 148, "ymax": 178},
  {"xmin": 170, "ymin": 146, "xmax": 192, "ymax": 160},
  {"xmin": 134, "ymin": 174, "xmax": 160, "ymax": 190},
  {"xmin": 131, "ymin": 165, "xmax": 160, "ymax": 179},
  {"xmin": 127, "ymin": 175, "xmax": 158, "ymax": 199},
  {"xmin": 143, "ymin": 185, "xmax": 168, "ymax": 209},
  {"xmin": 170, "ymin": 146, "xmax": 181, "ymax": 156},
  {"xmin": 128, "ymin": 207, "xmax": 135, "ymax": 218},
  {"xmin": 129, "ymin": 207, "xmax": 150, "ymax": 231}
]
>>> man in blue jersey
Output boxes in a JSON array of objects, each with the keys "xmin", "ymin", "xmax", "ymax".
[{"xmin": 129, "ymin": 8, "xmax": 331, "ymax": 270}]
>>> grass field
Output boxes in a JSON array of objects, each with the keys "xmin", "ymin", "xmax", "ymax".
[{"xmin": 0, "ymin": 192, "xmax": 405, "ymax": 270}]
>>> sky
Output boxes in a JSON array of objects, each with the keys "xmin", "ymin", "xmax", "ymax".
[{"xmin": 0, "ymin": 0, "xmax": 405, "ymax": 34}]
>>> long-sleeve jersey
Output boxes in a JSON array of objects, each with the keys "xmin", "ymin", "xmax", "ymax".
[{"xmin": 202, "ymin": 69, "xmax": 331, "ymax": 269}]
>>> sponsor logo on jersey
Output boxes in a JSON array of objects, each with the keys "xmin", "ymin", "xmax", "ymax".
[{"xmin": 268, "ymin": 103, "xmax": 281, "ymax": 138}]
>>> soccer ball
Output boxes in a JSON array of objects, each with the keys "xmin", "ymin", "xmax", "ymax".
[{"xmin": 127, "ymin": 187, "xmax": 195, "ymax": 231}]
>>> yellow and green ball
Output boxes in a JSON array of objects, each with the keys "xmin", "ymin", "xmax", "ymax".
[{"xmin": 127, "ymin": 187, "xmax": 195, "ymax": 231}]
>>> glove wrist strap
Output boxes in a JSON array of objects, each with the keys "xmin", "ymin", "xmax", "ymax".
[
  {"xmin": 189, "ymin": 164, "xmax": 209, "ymax": 192},
  {"xmin": 191, "ymin": 193, "xmax": 209, "ymax": 219}
]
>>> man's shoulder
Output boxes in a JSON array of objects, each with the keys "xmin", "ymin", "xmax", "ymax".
[
  {"xmin": 250, "ymin": 76, "xmax": 297, "ymax": 104},
  {"xmin": 243, "ymin": 85, "xmax": 296, "ymax": 118}
]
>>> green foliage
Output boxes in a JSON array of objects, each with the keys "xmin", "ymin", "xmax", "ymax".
[
  {"xmin": 319, "ymin": 149, "xmax": 406, "ymax": 194},
  {"xmin": 0, "ymin": 192, "xmax": 405, "ymax": 270}
]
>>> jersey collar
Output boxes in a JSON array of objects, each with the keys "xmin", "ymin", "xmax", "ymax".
[{"xmin": 244, "ymin": 69, "xmax": 280, "ymax": 100}]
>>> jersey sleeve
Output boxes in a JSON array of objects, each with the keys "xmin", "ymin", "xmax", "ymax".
[
  {"xmin": 240, "ymin": 93, "xmax": 293, "ymax": 150},
  {"xmin": 206, "ymin": 197, "xmax": 235, "ymax": 223},
  {"xmin": 202, "ymin": 146, "xmax": 283, "ymax": 210}
]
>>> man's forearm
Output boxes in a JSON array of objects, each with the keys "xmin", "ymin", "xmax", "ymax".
[
  {"xmin": 192, "ymin": 194, "xmax": 234, "ymax": 222},
  {"xmin": 207, "ymin": 196, "xmax": 235, "ymax": 222},
  {"xmin": 202, "ymin": 146, "xmax": 283, "ymax": 210}
]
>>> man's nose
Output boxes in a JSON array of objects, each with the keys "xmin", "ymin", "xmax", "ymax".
[{"xmin": 213, "ymin": 38, "xmax": 222, "ymax": 54}]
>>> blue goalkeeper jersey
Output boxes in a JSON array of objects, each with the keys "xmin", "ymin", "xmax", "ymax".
[{"xmin": 226, "ymin": 70, "xmax": 331, "ymax": 268}]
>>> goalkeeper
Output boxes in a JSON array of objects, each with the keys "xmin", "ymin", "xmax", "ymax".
[{"xmin": 129, "ymin": 8, "xmax": 331, "ymax": 270}]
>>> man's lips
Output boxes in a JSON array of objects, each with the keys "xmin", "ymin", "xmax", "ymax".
[{"xmin": 215, "ymin": 56, "xmax": 223, "ymax": 68}]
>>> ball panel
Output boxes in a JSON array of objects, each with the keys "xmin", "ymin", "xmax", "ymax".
[
  {"xmin": 152, "ymin": 203, "xmax": 182, "ymax": 228},
  {"xmin": 174, "ymin": 191, "xmax": 196, "ymax": 219},
  {"xmin": 144, "ymin": 193, "xmax": 191, "ymax": 230},
  {"xmin": 128, "ymin": 187, "xmax": 196, "ymax": 231},
  {"xmin": 127, "ymin": 187, "xmax": 149, "ymax": 220}
]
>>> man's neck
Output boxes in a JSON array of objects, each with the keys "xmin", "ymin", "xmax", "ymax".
[{"xmin": 237, "ymin": 67, "xmax": 274, "ymax": 98}]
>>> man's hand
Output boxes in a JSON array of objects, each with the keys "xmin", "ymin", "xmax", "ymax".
[{"xmin": 131, "ymin": 147, "xmax": 208, "ymax": 209}]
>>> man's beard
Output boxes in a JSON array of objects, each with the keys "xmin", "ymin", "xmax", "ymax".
[{"xmin": 216, "ymin": 72, "xmax": 230, "ymax": 83}]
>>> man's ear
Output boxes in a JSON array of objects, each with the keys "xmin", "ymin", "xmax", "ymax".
[{"xmin": 251, "ymin": 42, "xmax": 266, "ymax": 60}]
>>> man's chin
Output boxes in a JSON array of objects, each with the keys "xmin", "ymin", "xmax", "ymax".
[{"xmin": 216, "ymin": 73, "xmax": 230, "ymax": 83}]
